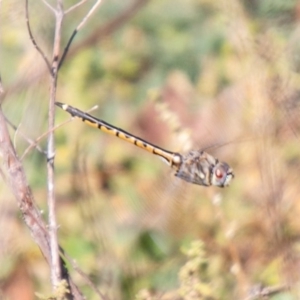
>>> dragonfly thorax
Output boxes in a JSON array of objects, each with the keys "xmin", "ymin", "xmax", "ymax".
[{"xmin": 174, "ymin": 150, "xmax": 234, "ymax": 187}]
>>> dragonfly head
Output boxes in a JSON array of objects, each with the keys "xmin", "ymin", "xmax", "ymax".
[{"xmin": 211, "ymin": 162, "xmax": 234, "ymax": 187}]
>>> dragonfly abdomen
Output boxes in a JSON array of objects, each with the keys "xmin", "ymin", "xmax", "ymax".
[{"xmin": 55, "ymin": 102, "xmax": 177, "ymax": 166}]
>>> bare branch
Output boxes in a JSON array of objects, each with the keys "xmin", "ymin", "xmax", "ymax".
[
  {"xmin": 245, "ymin": 284, "xmax": 289, "ymax": 300},
  {"xmin": 0, "ymin": 108, "xmax": 51, "ymax": 260},
  {"xmin": 65, "ymin": 0, "xmax": 89, "ymax": 14},
  {"xmin": 0, "ymin": 108, "xmax": 85, "ymax": 300},
  {"xmin": 41, "ymin": 0, "xmax": 56, "ymax": 13},
  {"xmin": 6, "ymin": 0, "xmax": 148, "ymax": 97},
  {"xmin": 21, "ymin": 119, "xmax": 68, "ymax": 160},
  {"xmin": 67, "ymin": 0, "xmax": 149, "ymax": 56},
  {"xmin": 25, "ymin": 0, "xmax": 52, "ymax": 73},
  {"xmin": 47, "ymin": 0, "xmax": 64, "ymax": 290},
  {"xmin": 73, "ymin": 0, "xmax": 104, "ymax": 32},
  {"xmin": 59, "ymin": 0, "xmax": 103, "ymax": 69},
  {"xmin": 60, "ymin": 251, "xmax": 108, "ymax": 300},
  {"xmin": 5, "ymin": 117, "xmax": 47, "ymax": 156},
  {"xmin": 0, "ymin": 74, "xmax": 4, "ymax": 96},
  {"xmin": 21, "ymin": 104, "xmax": 98, "ymax": 161}
]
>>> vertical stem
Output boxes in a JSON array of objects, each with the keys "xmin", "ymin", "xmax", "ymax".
[{"xmin": 47, "ymin": 1, "xmax": 64, "ymax": 290}]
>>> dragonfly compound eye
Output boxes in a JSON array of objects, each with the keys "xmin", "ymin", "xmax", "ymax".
[
  {"xmin": 215, "ymin": 168, "xmax": 224, "ymax": 179},
  {"xmin": 212, "ymin": 162, "xmax": 234, "ymax": 187}
]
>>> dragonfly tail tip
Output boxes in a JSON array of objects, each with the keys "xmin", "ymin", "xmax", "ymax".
[{"xmin": 55, "ymin": 102, "xmax": 68, "ymax": 111}]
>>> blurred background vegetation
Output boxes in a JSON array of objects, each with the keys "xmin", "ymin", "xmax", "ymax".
[{"xmin": 1, "ymin": 0, "xmax": 300, "ymax": 299}]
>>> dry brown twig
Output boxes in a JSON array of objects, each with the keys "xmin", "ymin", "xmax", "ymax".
[
  {"xmin": 65, "ymin": 0, "xmax": 150, "ymax": 60},
  {"xmin": 5, "ymin": 117, "xmax": 47, "ymax": 156},
  {"xmin": 65, "ymin": 0, "xmax": 90, "ymax": 15},
  {"xmin": 25, "ymin": 0, "xmax": 51, "ymax": 73},
  {"xmin": 41, "ymin": 0, "xmax": 56, "ymax": 13},
  {"xmin": 0, "ymin": 75, "xmax": 4, "ymax": 96},
  {"xmin": 3, "ymin": 0, "xmax": 149, "ymax": 100},
  {"xmin": 26, "ymin": 0, "xmax": 103, "ymax": 292},
  {"xmin": 46, "ymin": 0, "xmax": 64, "ymax": 290},
  {"xmin": 20, "ymin": 104, "xmax": 99, "ymax": 161},
  {"xmin": 60, "ymin": 250, "xmax": 108, "ymax": 300},
  {"xmin": 17, "ymin": 0, "xmax": 104, "ymax": 297},
  {"xmin": 244, "ymin": 284, "xmax": 289, "ymax": 300},
  {"xmin": 59, "ymin": 0, "xmax": 103, "ymax": 69},
  {"xmin": 0, "ymin": 107, "xmax": 83, "ymax": 299}
]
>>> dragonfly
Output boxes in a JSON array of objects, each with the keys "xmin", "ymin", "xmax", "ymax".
[{"xmin": 55, "ymin": 102, "xmax": 234, "ymax": 187}]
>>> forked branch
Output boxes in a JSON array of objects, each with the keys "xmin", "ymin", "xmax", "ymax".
[
  {"xmin": 59, "ymin": 0, "xmax": 104, "ymax": 69},
  {"xmin": 25, "ymin": 0, "xmax": 51, "ymax": 73},
  {"xmin": 0, "ymin": 107, "xmax": 84, "ymax": 299}
]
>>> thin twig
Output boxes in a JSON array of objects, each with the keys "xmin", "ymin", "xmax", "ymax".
[
  {"xmin": 47, "ymin": 0, "xmax": 64, "ymax": 290},
  {"xmin": 0, "ymin": 108, "xmax": 84, "ymax": 299},
  {"xmin": 21, "ymin": 119, "xmax": 68, "ymax": 161},
  {"xmin": 60, "ymin": 250, "xmax": 108, "ymax": 300},
  {"xmin": 21, "ymin": 105, "xmax": 98, "ymax": 161},
  {"xmin": 5, "ymin": 116, "xmax": 47, "ymax": 157},
  {"xmin": 25, "ymin": 0, "xmax": 51, "ymax": 73},
  {"xmin": 0, "ymin": 107, "xmax": 51, "ymax": 260},
  {"xmin": 65, "ymin": 0, "xmax": 89, "ymax": 14},
  {"xmin": 6, "ymin": 0, "xmax": 148, "ymax": 96},
  {"xmin": 59, "ymin": 0, "xmax": 103, "ymax": 69},
  {"xmin": 66, "ymin": 0, "xmax": 149, "ymax": 57},
  {"xmin": 0, "ymin": 74, "xmax": 4, "ymax": 96},
  {"xmin": 41, "ymin": 0, "xmax": 56, "ymax": 13},
  {"xmin": 245, "ymin": 284, "xmax": 288, "ymax": 300}
]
